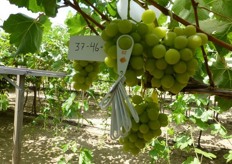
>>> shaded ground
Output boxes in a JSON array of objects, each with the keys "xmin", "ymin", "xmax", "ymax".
[{"xmin": 0, "ymin": 92, "xmax": 232, "ymax": 164}]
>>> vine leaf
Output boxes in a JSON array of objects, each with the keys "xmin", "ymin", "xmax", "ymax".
[
  {"xmin": 211, "ymin": 0, "xmax": 232, "ymax": 19},
  {"xmin": 194, "ymin": 148, "xmax": 217, "ymax": 159},
  {"xmin": 3, "ymin": 13, "xmax": 49, "ymax": 54},
  {"xmin": 66, "ymin": 13, "xmax": 86, "ymax": 35}
]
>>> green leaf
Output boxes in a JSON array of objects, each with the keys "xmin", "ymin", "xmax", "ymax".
[
  {"xmin": 172, "ymin": 113, "xmax": 186, "ymax": 124},
  {"xmin": 224, "ymin": 150, "xmax": 232, "ymax": 163},
  {"xmin": 174, "ymin": 134, "xmax": 193, "ymax": 150},
  {"xmin": 3, "ymin": 13, "xmax": 47, "ymax": 54},
  {"xmin": 189, "ymin": 116, "xmax": 209, "ymax": 131},
  {"xmin": 211, "ymin": 0, "xmax": 232, "ymax": 20},
  {"xmin": 215, "ymin": 96, "xmax": 232, "ymax": 112},
  {"xmin": 182, "ymin": 156, "xmax": 201, "ymax": 164},
  {"xmin": 210, "ymin": 123, "xmax": 227, "ymax": 136},
  {"xmin": 194, "ymin": 148, "xmax": 217, "ymax": 159},
  {"xmin": 37, "ymin": 0, "xmax": 58, "ymax": 17},
  {"xmin": 106, "ymin": 1, "xmax": 117, "ymax": 17},
  {"xmin": 65, "ymin": 13, "xmax": 86, "ymax": 35},
  {"xmin": 79, "ymin": 148, "xmax": 93, "ymax": 164}
]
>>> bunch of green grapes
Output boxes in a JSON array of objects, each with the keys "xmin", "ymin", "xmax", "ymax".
[
  {"xmin": 72, "ymin": 60, "xmax": 100, "ymax": 91},
  {"xmin": 145, "ymin": 25, "xmax": 208, "ymax": 94},
  {"xmin": 119, "ymin": 95, "xmax": 168, "ymax": 155}
]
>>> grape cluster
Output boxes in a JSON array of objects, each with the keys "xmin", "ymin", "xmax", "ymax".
[
  {"xmin": 119, "ymin": 95, "xmax": 168, "ymax": 155},
  {"xmin": 101, "ymin": 9, "xmax": 208, "ymax": 94},
  {"xmin": 72, "ymin": 60, "xmax": 100, "ymax": 91}
]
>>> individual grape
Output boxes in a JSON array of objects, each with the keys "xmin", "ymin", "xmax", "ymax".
[
  {"xmin": 184, "ymin": 25, "xmax": 196, "ymax": 36},
  {"xmin": 132, "ymin": 95, "xmax": 143, "ymax": 105},
  {"xmin": 104, "ymin": 56, "xmax": 116, "ymax": 68},
  {"xmin": 174, "ymin": 35, "xmax": 188, "ymax": 49},
  {"xmin": 118, "ymin": 35, "xmax": 133, "ymax": 50},
  {"xmin": 161, "ymin": 75, "xmax": 175, "ymax": 89},
  {"xmin": 152, "ymin": 44, "xmax": 166, "ymax": 59},
  {"xmin": 79, "ymin": 60, "xmax": 89, "ymax": 67},
  {"xmin": 132, "ymin": 43, "xmax": 144, "ymax": 56},
  {"xmin": 143, "ymin": 131, "xmax": 155, "ymax": 141},
  {"xmin": 145, "ymin": 59, "xmax": 156, "ymax": 72},
  {"xmin": 148, "ymin": 120, "xmax": 161, "ymax": 130},
  {"xmin": 125, "ymin": 69, "xmax": 138, "ymax": 86},
  {"xmin": 158, "ymin": 113, "xmax": 168, "ymax": 127},
  {"xmin": 135, "ymin": 139, "xmax": 146, "ymax": 149},
  {"xmin": 173, "ymin": 61, "xmax": 187, "ymax": 74},
  {"xmin": 174, "ymin": 27, "xmax": 184, "ymax": 36},
  {"xmin": 139, "ymin": 111, "xmax": 149, "ymax": 123},
  {"xmin": 135, "ymin": 103, "xmax": 147, "ymax": 115},
  {"xmin": 180, "ymin": 48, "xmax": 193, "ymax": 61},
  {"xmin": 73, "ymin": 61, "xmax": 82, "ymax": 71},
  {"xmin": 163, "ymin": 31, "xmax": 176, "ymax": 47},
  {"xmin": 155, "ymin": 58, "xmax": 168, "ymax": 70},
  {"xmin": 103, "ymin": 41, "xmax": 114, "ymax": 54},
  {"xmin": 151, "ymin": 77, "xmax": 161, "ymax": 88},
  {"xmin": 129, "ymin": 56, "xmax": 144, "ymax": 70},
  {"xmin": 107, "ymin": 45, "xmax": 117, "ymax": 59},
  {"xmin": 130, "ymin": 32, "xmax": 142, "ymax": 42},
  {"xmin": 153, "ymin": 27, "xmax": 167, "ymax": 39},
  {"xmin": 196, "ymin": 32, "xmax": 208, "ymax": 45},
  {"xmin": 128, "ymin": 132, "xmax": 138, "ymax": 142},
  {"xmin": 145, "ymin": 33, "xmax": 160, "ymax": 47},
  {"xmin": 152, "ymin": 128, "xmax": 162, "ymax": 137},
  {"xmin": 147, "ymin": 107, "xmax": 159, "ymax": 120},
  {"xmin": 136, "ymin": 22, "xmax": 149, "ymax": 36},
  {"xmin": 187, "ymin": 34, "xmax": 202, "ymax": 49},
  {"xmin": 139, "ymin": 124, "xmax": 149, "ymax": 134},
  {"xmin": 117, "ymin": 19, "xmax": 133, "ymax": 34},
  {"xmin": 130, "ymin": 147, "xmax": 140, "ymax": 155},
  {"xmin": 169, "ymin": 81, "xmax": 186, "ymax": 94},
  {"xmin": 104, "ymin": 22, "xmax": 119, "ymax": 37},
  {"xmin": 187, "ymin": 58, "xmax": 198, "ymax": 75},
  {"xmin": 150, "ymin": 68, "xmax": 164, "ymax": 79},
  {"xmin": 165, "ymin": 48, "xmax": 180, "ymax": 65},
  {"xmin": 175, "ymin": 72, "xmax": 190, "ymax": 84},
  {"xmin": 101, "ymin": 30, "xmax": 111, "ymax": 41},
  {"xmin": 85, "ymin": 64, "xmax": 94, "ymax": 72},
  {"xmin": 141, "ymin": 9, "xmax": 156, "ymax": 24},
  {"xmin": 131, "ymin": 119, "xmax": 140, "ymax": 131}
]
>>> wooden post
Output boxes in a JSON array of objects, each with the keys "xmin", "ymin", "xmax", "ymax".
[{"xmin": 12, "ymin": 75, "xmax": 25, "ymax": 164}]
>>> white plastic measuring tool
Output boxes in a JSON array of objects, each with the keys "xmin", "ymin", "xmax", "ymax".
[{"xmin": 99, "ymin": 35, "xmax": 139, "ymax": 139}]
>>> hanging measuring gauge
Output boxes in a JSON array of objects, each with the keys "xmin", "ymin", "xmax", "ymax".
[{"xmin": 99, "ymin": 35, "xmax": 139, "ymax": 139}]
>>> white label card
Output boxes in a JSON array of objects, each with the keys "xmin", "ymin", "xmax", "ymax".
[{"xmin": 68, "ymin": 35, "xmax": 107, "ymax": 61}]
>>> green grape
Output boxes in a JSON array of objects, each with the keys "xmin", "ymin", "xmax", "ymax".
[
  {"xmin": 130, "ymin": 147, "xmax": 140, "ymax": 155},
  {"xmin": 165, "ymin": 65, "xmax": 174, "ymax": 75},
  {"xmin": 104, "ymin": 22, "xmax": 119, "ymax": 37},
  {"xmin": 152, "ymin": 128, "xmax": 162, "ymax": 137},
  {"xmin": 147, "ymin": 107, "xmax": 159, "ymax": 120},
  {"xmin": 152, "ymin": 44, "xmax": 166, "ymax": 59},
  {"xmin": 174, "ymin": 35, "xmax": 188, "ymax": 49},
  {"xmin": 134, "ymin": 68, "xmax": 144, "ymax": 76},
  {"xmin": 129, "ymin": 56, "xmax": 144, "ymax": 70},
  {"xmin": 155, "ymin": 58, "xmax": 168, "ymax": 70},
  {"xmin": 187, "ymin": 34, "xmax": 202, "ymax": 49},
  {"xmin": 139, "ymin": 124, "xmax": 149, "ymax": 134},
  {"xmin": 169, "ymin": 81, "xmax": 186, "ymax": 94},
  {"xmin": 140, "ymin": 111, "xmax": 149, "ymax": 123},
  {"xmin": 103, "ymin": 41, "xmax": 114, "ymax": 54},
  {"xmin": 187, "ymin": 58, "xmax": 198, "ymax": 75},
  {"xmin": 137, "ymin": 22, "xmax": 149, "ymax": 36},
  {"xmin": 145, "ymin": 33, "xmax": 159, "ymax": 47},
  {"xmin": 101, "ymin": 30, "xmax": 111, "ymax": 41},
  {"xmin": 79, "ymin": 60, "xmax": 89, "ymax": 67},
  {"xmin": 107, "ymin": 45, "xmax": 117, "ymax": 59},
  {"xmin": 145, "ymin": 59, "xmax": 156, "ymax": 72},
  {"xmin": 135, "ymin": 103, "xmax": 147, "ymax": 115},
  {"xmin": 143, "ymin": 131, "xmax": 154, "ymax": 141},
  {"xmin": 130, "ymin": 32, "xmax": 142, "ymax": 42},
  {"xmin": 175, "ymin": 72, "xmax": 190, "ymax": 84},
  {"xmin": 132, "ymin": 43, "xmax": 144, "ymax": 56},
  {"xmin": 104, "ymin": 56, "xmax": 116, "ymax": 68},
  {"xmin": 150, "ymin": 68, "xmax": 164, "ymax": 79},
  {"xmin": 73, "ymin": 82, "xmax": 81, "ymax": 90},
  {"xmin": 153, "ymin": 27, "xmax": 167, "ymax": 39},
  {"xmin": 84, "ymin": 65, "xmax": 94, "ymax": 72},
  {"xmin": 128, "ymin": 133, "xmax": 138, "ymax": 142},
  {"xmin": 173, "ymin": 61, "xmax": 187, "ymax": 74},
  {"xmin": 196, "ymin": 32, "xmax": 208, "ymax": 45},
  {"xmin": 180, "ymin": 48, "xmax": 193, "ymax": 61},
  {"xmin": 141, "ymin": 9, "xmax": 156, "ymax": 24},
  {"xmin": 148, "ymin": 120, "xmax": 161, "ymax": 130},
  {"xmin": 132, "ymin": 95, "xmax": 143, "ymax": 104},
  {"xmin": 135, "ymin": 139, "xmax": 146, "ymax": 149},
  {"xmin": 151, "ymin": 77, "xmax": 161, "ymax": 88},
  {"xmin": 131, "ymin": 119, "xmax": 140, "ymax": 131},
  {"xmin": 117, "ymin": 19, "xmax": 133, "ymax": 34},
  {"xmin": 161, "ymin": 75, "xmax": 175, "ymax": 89},
  {"xmin": 118, "ymin": 35, "xmax": 133, "ymax": 50},
  {"xmin": 158, "ymin": 113, "xmax": 168, "ymax": 127},
  {"xmin": 174, "ymin": 27, "xmax": 184, "ymax": 36},
  {"xmin": 165, "ymin": 48, "xmax": 180, "ymax": 65},
  {"xmin": 163, "ymin": 31, "xmax": 176, "ymax": 47},
  {"xmin": 184, "ymin": 25, "xmax": 196, "ymax": 36},
  {"xmin": 125, "ymin": 69, "xmax": 138, "ymax": 86}
]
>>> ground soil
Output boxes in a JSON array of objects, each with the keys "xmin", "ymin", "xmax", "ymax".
[{"xmin": 0, "ymin": 91, "xmax": 232, "ymax": 164}]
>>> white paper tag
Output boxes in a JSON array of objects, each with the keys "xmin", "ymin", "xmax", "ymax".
[
  {"xmin": 68, "ymin": 35, "xmax": 107, "ymax": 61},
  {"xmin": 117, "ymin": 35, "xmax": 134, "ymax": 76}
]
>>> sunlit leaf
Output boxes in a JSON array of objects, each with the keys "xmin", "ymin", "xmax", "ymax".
[
  {"xmin": 174, "ymin": 134, "xmax": 193, "ymax": 150},
  {"xmin": 194, "ymin": 148, "xmax": 217, "ymax": 159},
  {"xmin": 224, "ymin": 150, "xmax": 232, "ymax": 163}
]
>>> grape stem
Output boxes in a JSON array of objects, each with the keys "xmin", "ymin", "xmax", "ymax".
[
  {"xmin": 191, "ymin": 0, "xmax": 215, "ymax": 88},
  {"xmin": 145, "ymin": 0, "xmax": 232, "ymax": 51}
]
